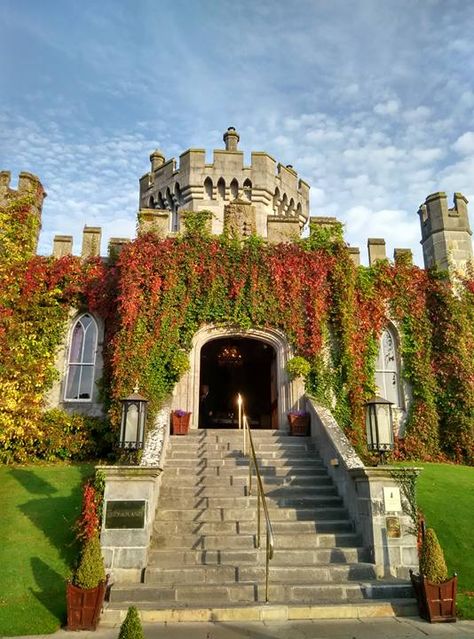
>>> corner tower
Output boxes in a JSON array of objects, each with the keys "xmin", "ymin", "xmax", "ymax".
[
  {"xmin": 138, "ymin": 127, "xmax": 310, "ymax": 241},
  {"xmin": 418, "ymin": 192, "xmax": 473, "ymax": 273}
]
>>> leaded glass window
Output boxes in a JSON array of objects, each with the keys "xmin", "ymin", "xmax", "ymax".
[
  {"xmin": 64, "ymin": 314, "xmax": 97, "ymax": 401},
  {"xmin": 375, "ymin": 327, "xmax": 402, "ymax": 407}
]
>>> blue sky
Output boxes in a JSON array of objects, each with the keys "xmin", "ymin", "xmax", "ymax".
[{"xmin": 1, "ymin": 0, "xmax": 473, "ymax": 264}]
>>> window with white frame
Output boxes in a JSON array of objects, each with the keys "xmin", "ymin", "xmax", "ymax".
[
  {"xmin": 375, "ymin": 327, "xmax": 402, "ymax": 407},
  {"xmin": 64, "ymin": 314, "xmax": 98, "ymax": 401}
]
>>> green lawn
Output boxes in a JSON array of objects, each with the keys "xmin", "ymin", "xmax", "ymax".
[
  {"xmin": 0, "ymin": 464, "xmax": 93, "ymax": 636},
  {"xmin": 411, "ymin": 462, "xmax": 474, "ymax": 618}
]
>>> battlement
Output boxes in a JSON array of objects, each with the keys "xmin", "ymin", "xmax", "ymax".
[{"xmin": 139, "ymin": 127, "xmax": 310, "ymax": 237}]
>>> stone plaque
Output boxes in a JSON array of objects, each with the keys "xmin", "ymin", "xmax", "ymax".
[
  {"xmin": 383, "ymin": 486, "xmax": 402, "ymax": 513},
  {"xmin": 386, "ymin": 516, "xmax": 401, "ymax": 538},
  {"xmin": 105, "ymin": 500, "xmax": 146, "ymax": 529}
]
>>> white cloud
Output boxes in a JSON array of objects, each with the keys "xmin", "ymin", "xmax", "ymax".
[
  {"xmin": 374, "ymin": 100, "xmax": 400, "ymax": 116},
  {"xmin": 453, "ymin": 132, "xmax": 474, "ymax": 155}
]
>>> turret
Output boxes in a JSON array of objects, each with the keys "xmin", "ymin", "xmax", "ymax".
[
  {"xmin": 418, "ymin": 192, "xmax": 473, "ymax": 273},
  {"xmin": 138, "ymin": 128, "xmax": 310, "ymax": 239},
  {"xmin": 0, "ymin": 170, "xmax": 46, "ymax": 257}
]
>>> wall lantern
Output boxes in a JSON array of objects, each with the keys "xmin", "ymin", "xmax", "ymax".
[
  {"xmin": 365, "ymin": 395, "xmax": 394, "ymax": 462},
  {"xmin": 119, "ymin": 385, "xmax": 148, "ymax": 450}
]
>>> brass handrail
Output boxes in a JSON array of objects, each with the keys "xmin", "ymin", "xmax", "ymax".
[{"xmin": 240, "ymin": 404, "xmax": 275, "ymax": 603}]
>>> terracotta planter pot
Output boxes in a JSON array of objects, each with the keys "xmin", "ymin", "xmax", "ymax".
[
  {"xmin": 171, "ymin": 411, "xmax": 191, "ymax": 435},
  {"xmin": 288, "ymin": 413, "xmax": 310, "ymax": 436},
  {"xmin": 410, "ymin": 570, "xmax": 457, "ymax": 623},
  {"xmin": 66, "ymin": 580, "xmax": 106, "ymax": 630}
]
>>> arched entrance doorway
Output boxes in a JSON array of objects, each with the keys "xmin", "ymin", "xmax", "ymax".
[
  {"xmin": 199, "ymin": 337, "xmax": 277, "ymax": 429},
  {"xmin": 171, "ymin": 325, "xmax": 300, "ymax": 431}
]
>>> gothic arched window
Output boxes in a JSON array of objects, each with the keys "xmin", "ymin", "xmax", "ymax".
[
  {"xmin": 64, "ymin": 314, "xmax": 98, "ymax": 401},
  {"xmin": 375, "ymin": 327, "xmax": 402, "ymax": 407}
]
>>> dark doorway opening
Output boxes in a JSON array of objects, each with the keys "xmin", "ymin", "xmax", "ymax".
[{"xmin": 199, "ymin": 337, "xmax": 277, "ymax": 429}]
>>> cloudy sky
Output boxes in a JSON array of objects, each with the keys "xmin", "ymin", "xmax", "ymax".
[{"xmin": 1, "ymin": 0, "xmax": 473, "ymax": 264}]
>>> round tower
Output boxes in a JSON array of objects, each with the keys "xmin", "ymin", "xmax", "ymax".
[{"xmin": 138, "ymin": 129, "xmax": 310, "ymax": 241}]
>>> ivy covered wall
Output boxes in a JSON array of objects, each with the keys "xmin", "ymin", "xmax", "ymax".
[{"xmin": 1, "ymin": 191, "xmax": 473, "ymax": 465}]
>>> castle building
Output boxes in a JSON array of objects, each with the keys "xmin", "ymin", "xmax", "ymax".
[{"xmin": 1, "ymin": 129, "xmax": 473, "ymax": 618}]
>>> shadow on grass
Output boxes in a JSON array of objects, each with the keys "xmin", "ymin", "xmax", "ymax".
[
  {"xmin": 10, "ymin": 466, "xmax": 92, "ymax": 566},
  {"xmin": 30, "ymin": 557, "xmax": 67, "ymax": 627}
]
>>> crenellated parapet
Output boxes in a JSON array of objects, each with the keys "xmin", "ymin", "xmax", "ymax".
[
  {"xmin": 138, "ymin": 127, "xmax": 310, "ymax": 238},
  {"xmin": 418, "ymin": 191, "xmax": 473, "ymax": 273}
]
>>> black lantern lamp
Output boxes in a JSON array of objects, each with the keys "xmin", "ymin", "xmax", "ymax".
[
  {"xmin": 119, "ymin": 385, "xmax": 148, "ymax": 450},
  {"xmin": 365, "ymin": 395, "xmax": 394, "ymax": 463}
]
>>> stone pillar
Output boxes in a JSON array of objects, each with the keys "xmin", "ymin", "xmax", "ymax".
[
  {"xmin": 108, "ymin": 237, "xmax": 129, "ymax": 259},
  {"xmin": 53, "ymin": 235, "xmax": 73, "ymax": 258},
  {"xmin": 97, "ymin": 465, "xmax": 162, "ymax": 583},
  {"xmin": 81, "ymin": 226, "xmax": 102, "ymax": 258},
  {"xmin": 347, "ymin": 247, "xmax": 360, "ymax": 266},
  {"xmin": 394, "ymin": 248, "xmax": 413, "ymax": 265},
  {"xmin": 267, "ymin": 216, "xmax": 300, "ymax": 243},
  {"xmin": 137, "ymin": 208, "xmax": 170, "ymax": 237},
  {"xmin": 368, "ymin": 238, "xmax": 386, "ymax": 265}
]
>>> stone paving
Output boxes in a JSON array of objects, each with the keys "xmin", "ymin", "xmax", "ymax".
[{"xmin": 18, "ymin": 618, "xmax": 474, "ymax": 639}]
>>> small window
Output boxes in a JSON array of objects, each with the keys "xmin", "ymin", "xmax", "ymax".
[
  {"xmin": 64, "ymin": 314, "xmax": 98, "ymax": 401},
  {"xmin": 243, "ymin": 178, "xmax": 252, "ymax": 201},
  {"xmin": 375, "ymin": 327, "xmax": 402, "ymax": 407}
]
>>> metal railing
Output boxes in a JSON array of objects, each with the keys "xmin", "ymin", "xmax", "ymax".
[{"xmin": 237, "ymin": 394, "xmax": 275, "ymax": 602}]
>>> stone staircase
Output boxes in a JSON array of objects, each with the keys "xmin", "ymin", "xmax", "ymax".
[{"xmin": 105, "ymin": 429, "xmax": 416, "ymax": 622}]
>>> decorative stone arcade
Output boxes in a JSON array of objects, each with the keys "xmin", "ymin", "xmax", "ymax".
[{"xmin": 171, "ymin": 325, "xmax": 302, "ymax": 431}]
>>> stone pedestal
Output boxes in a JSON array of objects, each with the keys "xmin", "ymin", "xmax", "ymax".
[
  {"xmin": 349, "ymin": 467, "xmax": 419, "ymax": 579},
  {"xmin": 97, "ymin": 465, "xmax": 162, "ymax": 583}
]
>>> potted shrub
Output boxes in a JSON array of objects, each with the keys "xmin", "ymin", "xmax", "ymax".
[
  {"xmin": 66, "ymin": 532, "xmax": 107, "ymax": 630},
  {"xmin": 410, "ymin": 527, "xmax": 457, "ymax": 623},
  {"xmin": 287, "ymin": 409, "xmax": 310, "ymax": 436},
  {"xmin": 171, "ymin": 409, "xmax": 191, "ymax": 435}
]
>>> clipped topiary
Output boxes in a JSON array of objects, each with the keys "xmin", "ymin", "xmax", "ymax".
[
  {"xmin": 118, "ymin": 606, "xmax": 144, "ymax": 639},
  {"xmin": 74, "ymin": 532, "xmax": 106, "ymax": 589},
  {"xmin": 420, "ymin": 527, "xmax": 449, "ymax": 584}
]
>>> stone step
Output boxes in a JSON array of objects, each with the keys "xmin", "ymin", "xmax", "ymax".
[
  {"xmin": 160, "ymin": 473, "xmax": 332, "ymax": 488},
  {"xmin": 101, "ymin": 599, "xmax": 419, "ymax": 624},
  {"xmin": 163, "ymin": 465, "xmax": 329, "ymax": 478},
  {"xmin": 108, "ymin": 580, "xmax": 413, "ymax": 606},
  {"xmin": 144, "ymin": 562, "xmax": 377, "ymax": 585},
  {"xmin": 157, "ymin": 505, "xmax": 349, "ymax": 522},
  {"xmin": 158, "ymin": 485, "xmax": 338, "ymax": 499},
  {"xmin": 167, "ymin": 450, "xmax": 322, "ymax": 461},
  {"xmin": 169, "ymin": 441, "xmax": 317, "ymax": 452},
  {"xmin": 147, "ymin": 546, "xmax": 370, "ymax": 568},
  {"xmin": 166, "ymin": 459, "xmax": 324, "ymax": 474},
  {"xmin": 153, "ymin": 519, "xmax": 353, "ymax": 536},
  {"xmin": 166, "ymin": 451, "xmax": 322, "ymax": 467},
  {"xmin": 170, "ymin": 431, "xmax": 300, "ymax": 439},
  {"xmin": 150, "ymin": 531, "xmax": 361, "ymax": 551},
  {"xmin": 157, "ymin": 495, "xmax": 343, "ymax": 509}
]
